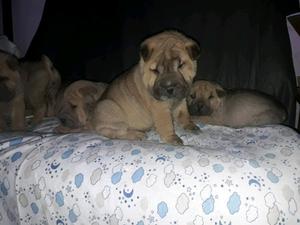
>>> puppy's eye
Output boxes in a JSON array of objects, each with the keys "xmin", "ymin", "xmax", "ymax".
[
  {"xmin": 178, "ymin": 62, "xmax": 185, "ymax": 69},
  {"xmin": 70, "ymin": 104, "xmax": 77, "ymax": 109},
  {"xmin": 190, "ymin": 93, "xmax": 196, "ymax": 99},
  {"xmin": 150, "ymin": 68, "xmax": 159, "ymax": 75},
  {"xmin": 208, "ymin": 95, "xmax": 214, "ymax": 99}
]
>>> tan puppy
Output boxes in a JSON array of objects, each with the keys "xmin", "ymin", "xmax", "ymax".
[
  {"xmin": 55, "ymin": 80, "xmax": 107, "ymax": 133},
  {"xmin": 0, "ymin": 51, "xmax": 25, "ymax": 131},
  {"xmin": 20, "ymin": 55, "xmax": 61, "ymax": 125},
  {"xmin": 187, "ymin": 80, "xmax": 287, "ymax": 128},
  {"xmin": 91, "ymin": 30, "xmax": 201, "ymax": 145}
]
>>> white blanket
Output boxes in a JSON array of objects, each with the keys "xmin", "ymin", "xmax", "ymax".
[{"xmin": 0, "ymin": 118, "xmax": 299, "ymax": 225}]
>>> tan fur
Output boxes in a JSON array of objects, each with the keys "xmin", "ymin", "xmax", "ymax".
[
  {"xmin": 55, "ymin": 80, "xmax": 107, "ymax": 133},
  {"xmin": 187, "ymin": 80, "xmax": 287, "ymax": 127},
  {"xmin": 90, "ymin": 31, "xmax": 201, "ymax": 145},
  {"xmin": 0, "ymin": 53, "xmax": 61, "ymax": 131},
  {"xmin": 21, "ymin": 55, "xmax": 61, "ymax": 125},
  {"xmin": 0, "ymin": 51, "xmax": 25, "ymax": 131}
]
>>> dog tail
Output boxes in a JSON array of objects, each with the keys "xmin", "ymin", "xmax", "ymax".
[{"xmin": 41, "ymin": 55, "xmax": 62, "ymax": 117}]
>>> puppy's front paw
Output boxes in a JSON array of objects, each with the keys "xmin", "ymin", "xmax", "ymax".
[
  {"xmin": 183, "ymin": 122, "xmax": 201, "ymax": 134},
  {"xmin": 164, "ymin": 134, "xmax": 183, "ymax": 145},
  {"xmin": 126, "ymin": 130, "xmax": 146, "ymax": 140}
]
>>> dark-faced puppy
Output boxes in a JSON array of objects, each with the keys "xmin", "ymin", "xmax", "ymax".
[
  {"xmin": 0, "ymin": 51, "xmax": 25, "ymax": 131},
  {"xmin": 55, "ymin": 80, "xmax": 107, "ymax": 133},
  {"xmin": 91, "ymin": 30, "xmax": 201, "ymax": 145},
  {"xmin": 187, "ymin": 80, "xmax": 287, "ymax": 128}
]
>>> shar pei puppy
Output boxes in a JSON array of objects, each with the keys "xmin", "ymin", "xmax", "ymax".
[
  {"xmin": 187, "ymin": 80, "xmax": 287, "ymax": 128},
  {"xmin": 0, "ymin": 53, "xmax": 61, "ymax": 131},
  {"xmin": 55, "ymin": 80, "xmax": 107, "ymax": 133},
  {"xmin": 0, "ymin": 51, "xmax": 25, "ymax": 131},
  {"xmin": 90, "ymin": 30, "xmax": 201, "ymax": 145}
]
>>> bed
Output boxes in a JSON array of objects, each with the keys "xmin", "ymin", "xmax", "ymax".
[{"xmin": 0, "ymin": 117, "xmax": 299, "ymax": 225}]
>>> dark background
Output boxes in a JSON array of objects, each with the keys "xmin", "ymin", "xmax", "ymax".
[
  {"xmin": 4, "ymin": 0, "xmax": 300, "ymax": 126},
  {"xmin": 25, "ymin": 0, "xmax": 299, "ymax": 82}
]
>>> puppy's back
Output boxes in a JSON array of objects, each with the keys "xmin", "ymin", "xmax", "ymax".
[{"xmin": 223, "ymin": 90, "xmax": 287, "ymax": 127}]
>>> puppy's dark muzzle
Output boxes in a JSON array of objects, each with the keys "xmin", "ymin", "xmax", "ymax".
[
  {"xmin": 153, "ymin": 78, "xmax": 188, "ymax": 101},
  {"xmin": 58, "ymin": 113, "xmax": 79, "ymax": 129},
  {"xmin": 188, "ymin": 101, "xmax": 212, "ymax": 116}
]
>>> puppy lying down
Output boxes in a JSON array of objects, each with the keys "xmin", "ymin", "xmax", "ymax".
[
  {"xmin": 55, "ymin": 80, "xmax": 107, "ymax": 133},
  {"xmin": 187, "ymin": 80, "xmax": 287, "ymax": 128}
]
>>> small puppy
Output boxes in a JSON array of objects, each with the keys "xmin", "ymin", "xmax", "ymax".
[
  {"xmin": 0, "ymin": 51, "xmax": 25, "ymax": 131},
  {"xmin": 90, "ymin": 30, "xmax": 201, "ymax": 145},
  {"xmin": 187, "ymin": 80, "xmax": 287, "ymax": 128},
  {"xmin": 0, "ymin": 53, "xmax": 61, "ymax": 131},
  {"xmin": 20, "ymin": 55, "xmax": 61, "ymax": 125},
  {"xmin": 55, "ymin": 80, "xmax": 107, "ymax": 133}
]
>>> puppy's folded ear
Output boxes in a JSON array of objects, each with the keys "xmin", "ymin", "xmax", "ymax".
[
  {"xmin": 41, "ymin": 54, "xmax": 52, "ymax": 66},
  {"xmin": 140, "ymin": 43, "xmax": 153, "ymax": 62},
  {"xmin": 186, "ymin": 42, "xmax": 201, "ymax": 60},
  {"xmin": 79, "ymin": 86, "xmax": 98, "ymax": 101},
  {"xmin": 216, "ymin": 89, "xmax": 226, "ymax": 98},
  {"xmin": 78, "ymin": 86, "xmax": 99, "ymax": 112}
]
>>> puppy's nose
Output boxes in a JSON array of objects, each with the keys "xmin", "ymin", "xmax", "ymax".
[
  {"xmin": 160, "ymin": 80, "xmax": 178, "ymax": 94},
  {"xmin": 166, "ymin": 87, "xmax": 174, "ymax": 95},
  {"xmin": 197, "ymin": 103, "xmax": 212, "ymax": 116},
  {"xmin": 188, "ymin": 103, "xmax": 201, "ymax": 115},
  {"xmin": 198, "ymin": 104, "xmax": 204, "ymax": 110},
  {"xmin": 153, "ymin": 76, "xmax": 188, "ymax": 101},
  {"xmin": 60, "ymin": 117, "xmax": 67, "ymax": 125},
  {"xmin": 197, "ymin": 103, "xmax": 207, "ymax": 113}
]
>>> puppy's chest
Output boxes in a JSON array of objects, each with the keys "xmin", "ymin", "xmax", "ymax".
[{"xmin": 123, "ymin": 97, "xmax": 153, "ymax": 129}]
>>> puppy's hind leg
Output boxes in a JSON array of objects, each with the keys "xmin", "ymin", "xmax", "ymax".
[
  {"xmin": 92, "ymin": 100, "xmax": 145, "ymax": 140},
  {"xmin": 95, "ymin": 123, "xmax": 146, "ymax": 140}
]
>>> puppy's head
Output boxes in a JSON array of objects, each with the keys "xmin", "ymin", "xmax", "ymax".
[
  {"xmin": 187, "ymin": 80, "xmax": 226, "ymax": 116},
  {"xmin": 0, "ymin": 52, "xmax": 20, "ymax": 101},
  {"xmin": 139, "ymin": 30, "xmax": 200, "ymax": 101},
  {"xmin": 57, "ymin": 82, "xmax": 106, "ymax": 129}
]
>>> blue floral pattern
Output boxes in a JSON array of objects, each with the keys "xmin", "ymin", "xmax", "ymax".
[{"xmin": 0, "ymin": 118, "xmax": 300, "ymax": 225}]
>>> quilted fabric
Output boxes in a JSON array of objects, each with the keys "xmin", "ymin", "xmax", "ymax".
[{"xmin": 0, "ymin": 118, "xmax": 299, "ymax": 225}]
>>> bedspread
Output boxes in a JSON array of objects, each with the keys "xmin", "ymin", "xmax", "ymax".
[{"xmin": 0, "ymin": 118, "xmax": 300, "ymax": 225}]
